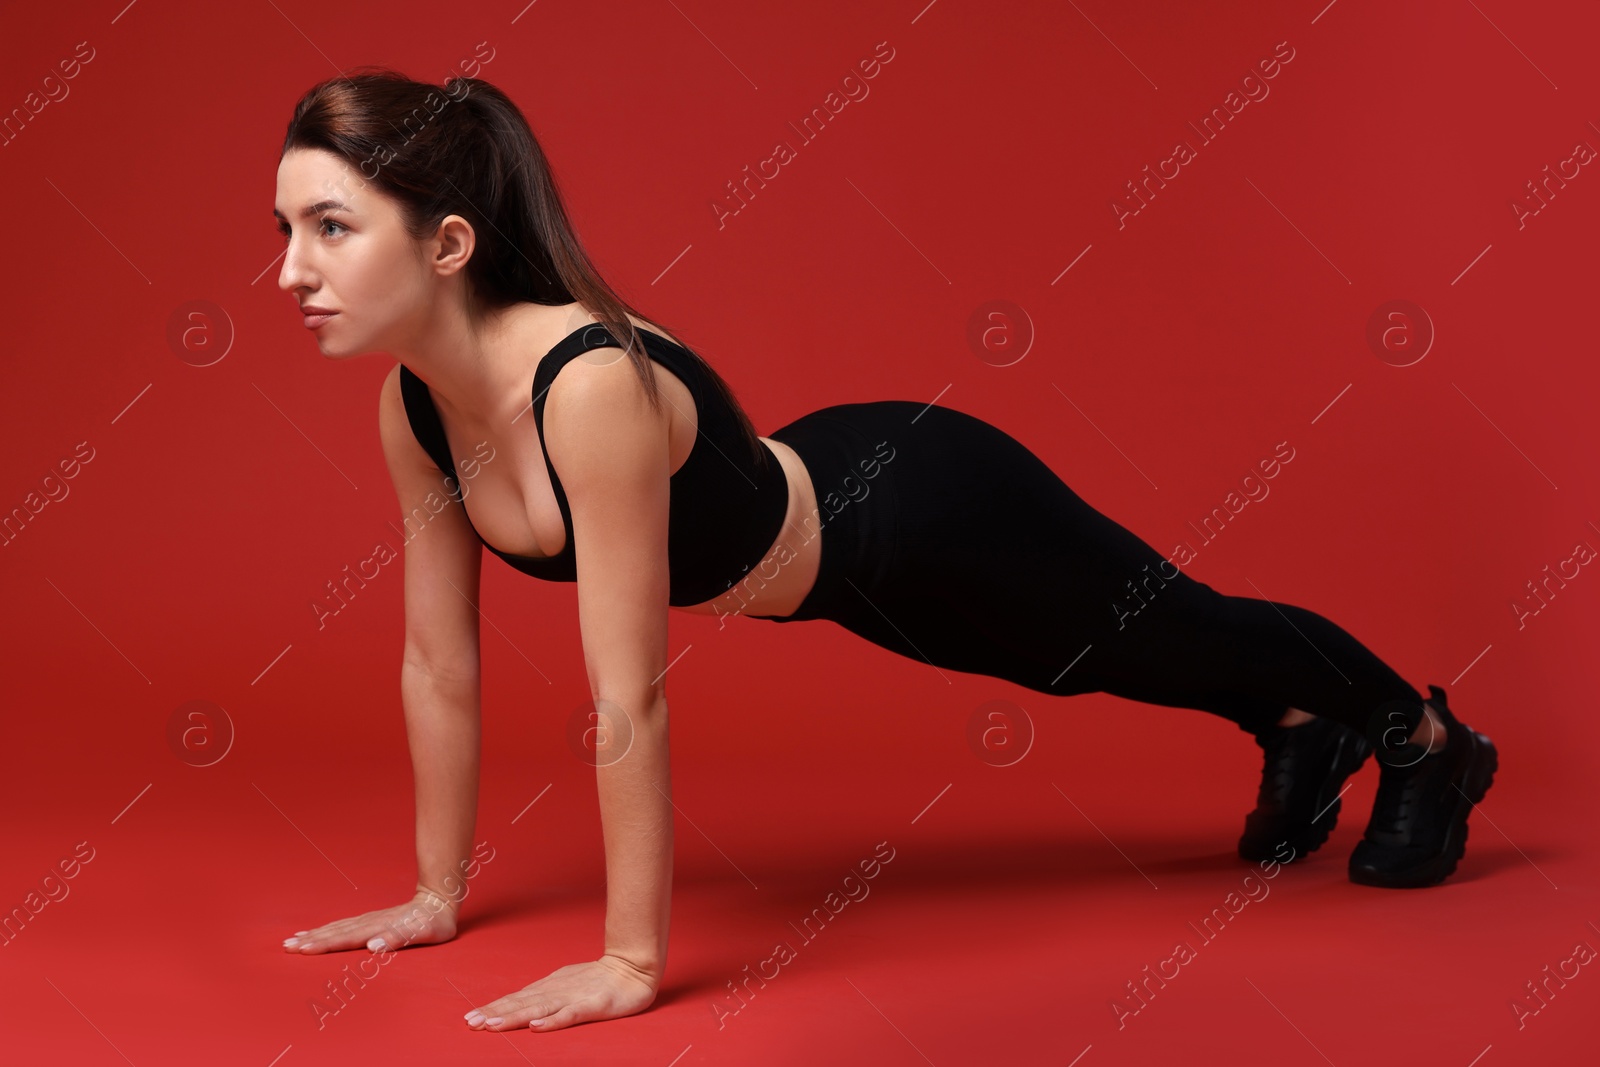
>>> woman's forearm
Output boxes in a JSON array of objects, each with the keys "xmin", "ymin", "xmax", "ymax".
[
  {"xmin": 596, "ymin": 697, "xmax": 673, "ymax": 981},
  {"xmin": 400, "ymin": 661, "xmax": 482, "ymax": 911}
]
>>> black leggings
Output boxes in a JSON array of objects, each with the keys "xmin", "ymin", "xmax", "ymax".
[{"xmin": 754, "ymin": 401, "xmax": 1427, "ymax": 740}]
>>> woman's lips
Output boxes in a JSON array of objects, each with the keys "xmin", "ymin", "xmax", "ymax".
[{"xmin": 303, "ymin": 311, "xmax": 337, "ymax": 329}]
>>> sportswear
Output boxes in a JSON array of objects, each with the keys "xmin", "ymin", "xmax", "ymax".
[{"xmin": 398, "ymin": 322, "xmax": 790, "ymax": 606}]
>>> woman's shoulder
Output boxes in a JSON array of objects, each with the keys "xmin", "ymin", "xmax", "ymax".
[{"xmin": 515, "ymin": 301, "xmax": 688, "ymax": 358}]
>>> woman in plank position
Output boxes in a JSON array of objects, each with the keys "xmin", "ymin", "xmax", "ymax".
[{"xmin": 274, "ymin": 70, "xmax": 1498, "ymax": 1033}]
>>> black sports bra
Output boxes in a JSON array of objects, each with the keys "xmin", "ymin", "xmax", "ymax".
[{"xmin": 397, "ymin": 322, "xmax": 790, "ymax": 607}]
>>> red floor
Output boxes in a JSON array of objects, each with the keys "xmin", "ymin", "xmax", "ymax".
[{"xmin": 3, "ymin": 640, "xmax": 1592, "ymax": 1065}]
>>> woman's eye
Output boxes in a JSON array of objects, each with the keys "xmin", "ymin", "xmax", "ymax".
[{"xmin": 279, "ymin": 220, "xmax": 346, "ymax": 243}]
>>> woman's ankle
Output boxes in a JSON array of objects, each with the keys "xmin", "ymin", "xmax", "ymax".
[
  {"xmin": 1276, "ymin": 707, "xmax": 1315, "ymax": 728},
  {"xmin": 1408, "ymin": 701, "xmax": 1449, "ymax": 754}
]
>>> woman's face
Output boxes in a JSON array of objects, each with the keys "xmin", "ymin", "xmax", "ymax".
[{"xmin": 274, "ymin": 147, "xmax": 436, "ymax": 357}]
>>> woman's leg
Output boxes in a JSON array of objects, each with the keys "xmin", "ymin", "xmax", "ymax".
[
  {"xmin": 1070, "ymin": 574, "xmax": 1429, "ymax": 743},
  {"xmin": 764, "ymin": 401, "xmax": 1491, "ymax": 886},
  {"xmin": 768, "ymin": 401, "xmax": 1428, "ymax": 743}
]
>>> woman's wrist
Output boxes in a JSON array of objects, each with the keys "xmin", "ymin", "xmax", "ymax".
[
  {"xmin": 599, "ymin": 949, "xmax": 665, "ymax": 990},
  {"xmin": 413, "ymin": 882, "xmax": 464, "ymax": 916}
]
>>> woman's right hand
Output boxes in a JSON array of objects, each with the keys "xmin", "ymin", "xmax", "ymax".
[{"xmin": 283, "ymin": 887, "xmax": 459, "ymax": 954}]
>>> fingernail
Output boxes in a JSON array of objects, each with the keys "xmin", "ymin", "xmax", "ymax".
[
  {"xmin": 283, "ymin": 938, "xmax": 299, "ymax": 947},
  {"xmin": 368, "ymin": 938, "xmax": 388, "ymax": 951},
  {"xmin": 295, "ymin": 931, "xmax": 309, "ymax": 936},
  {"xmin": 486, "ymin": 1017, "xmax": 503, "ymax": 1027},
  {"xmin": 465, "ymin": 1011, "xmax": 484, "ymax": 1024}
]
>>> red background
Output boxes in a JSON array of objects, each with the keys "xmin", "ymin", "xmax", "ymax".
[{"xmin": 2, "ymin": 1, "xmax": 1596, "ymax": 1063}]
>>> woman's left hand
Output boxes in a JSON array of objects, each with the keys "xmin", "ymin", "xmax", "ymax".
[{"xmin": 464, "ymin": 955, "xmax": 660, "ymax": 1032}]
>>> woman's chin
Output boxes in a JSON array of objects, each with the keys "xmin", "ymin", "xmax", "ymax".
[{"xmin": 314, "ymin": 336, "xmax": 362, "ymax": 359}]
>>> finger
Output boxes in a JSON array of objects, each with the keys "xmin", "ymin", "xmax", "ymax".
[
  {"xmin": 298, "ymin": 923, "xmax": 366, "ymax": 950},
  {"xmin": 368, "ymin": 922, "xmax": 426, "ymax": 952},
  {"xmin": 291, "ymin": 919, "xmax": 386, "ymax": 953},
  {"xmin": 376, "ymin": 914, "xmax": 429, "ymax": 950},
  {"xmin": 284, "ymin": 919, "xmax": 353, "ymax": 950},
  {"xmin": 473, "ymin": 993, "xmax": 554, "ymax": 1031},
  {"xmin": 528, "ymin": 1004, "xmax": 582, "ymax": 1031},
  {"xmin": 284, "ymin": 928, "xmax": 329, "ymax": 951}
]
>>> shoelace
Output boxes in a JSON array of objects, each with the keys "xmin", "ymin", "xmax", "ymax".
[
  {"xmin": 1254, "ymin": 729, "xmax": 1305, "ymax": 809},
  {"xmin": 1367, "ymin": 754, "xmax": 1431, "ymax": 841}
]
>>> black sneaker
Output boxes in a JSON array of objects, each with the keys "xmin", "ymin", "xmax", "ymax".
[
  {"xmin": 1348, "ymin": 685, "xmax": 1498, "ymax": 888},
  {"xmin": 1239, "ymin": 715, "xmax": 1373, "ymax": 862}
]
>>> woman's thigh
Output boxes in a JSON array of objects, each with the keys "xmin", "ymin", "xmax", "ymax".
[{"xmin": 770, "ymin": 401, "xmax": 1180, "ymax": 685}]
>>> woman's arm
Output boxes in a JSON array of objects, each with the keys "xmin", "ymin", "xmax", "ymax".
[
  {"xmin": 594, "ymin": 696, "xmax": 672, "ymax": 982},
  {"xmin": 462, "ymin": 350, "xmax": 676, "ymax": 1031},
  {"xmin": 554, "ymin": 355, "xmax": 676, "ymax": 981},
  {"xmin": 286, "ymin": 364, "xmax": 487, "ymax": 957},
  {"xmin": 383, "ymin": 363, "xmax": 487, "ymax": 912}
]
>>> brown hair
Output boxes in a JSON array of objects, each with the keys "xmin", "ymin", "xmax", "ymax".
[{"xmin": 280, "ymin": 66, "xmax": 768, "ymax": 467}]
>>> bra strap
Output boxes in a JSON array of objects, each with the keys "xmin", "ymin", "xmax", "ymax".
[{"xmin": 397, "ymin": 365, "xmax": 465, "ymax": 503}]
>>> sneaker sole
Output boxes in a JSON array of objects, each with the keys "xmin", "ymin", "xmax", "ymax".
[
  {"xmin": 1348, "ymin": 728, "xmax": 1499, "ymax": 889},
  {"xmin": 1239, "ymin": 729, "xmax": 1374, "ymax": 862}
]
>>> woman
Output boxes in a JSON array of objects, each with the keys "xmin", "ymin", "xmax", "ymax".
[{"xmin": 274, "ymin": 70, "xmax": 1498, "ymax": 1033}]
